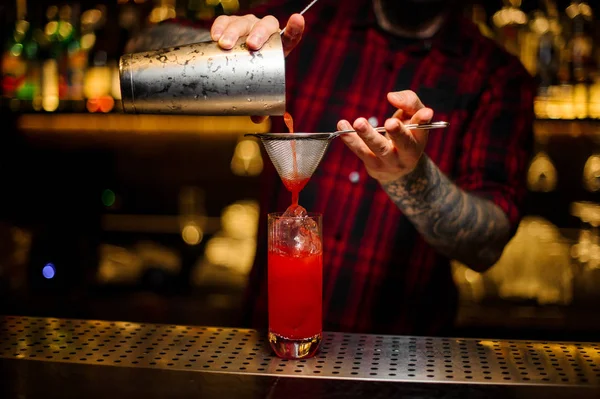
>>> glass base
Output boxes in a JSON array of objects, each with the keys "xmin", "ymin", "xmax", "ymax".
[{"xmin": 268, "ymin": 331, "xmax": 322, "ymax": 359}]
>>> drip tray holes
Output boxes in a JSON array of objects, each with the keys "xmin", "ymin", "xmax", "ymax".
[{"xmin": 1, "ymin": 317, "xmax": 599, "ymax": 387}]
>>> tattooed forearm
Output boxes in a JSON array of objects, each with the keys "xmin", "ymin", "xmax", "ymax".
[{"xmin": 381, "ymin": 155, "xmax": 511, "ymax": 272}]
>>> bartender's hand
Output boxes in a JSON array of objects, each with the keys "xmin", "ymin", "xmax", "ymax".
[
  {"xmin": 211, "ymin": 13, "xmax": 304, "ymax": 56},
  {"xmin": 338, "ymin": 90, "xmax": 434, "ymax": 184},
  {"xmin": 210, "ymin": 13, "xmax": 304, "ymax": 123}
]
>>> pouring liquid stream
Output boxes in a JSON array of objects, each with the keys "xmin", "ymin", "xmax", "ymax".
[{"xmin": 283, "ymin": 112, "xmax": 308, "ymax": 208}]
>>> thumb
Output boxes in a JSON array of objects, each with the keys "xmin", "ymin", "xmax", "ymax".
[{"xmin": 281, "ymin": 14, "xmax": 305, "ymax": 57}]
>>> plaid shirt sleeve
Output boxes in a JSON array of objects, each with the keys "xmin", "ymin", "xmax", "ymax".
[{"xmin": 454, "ymin": 57, "xmax": 535, "ymax": 234}]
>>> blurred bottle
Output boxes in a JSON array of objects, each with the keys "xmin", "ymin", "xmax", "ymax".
[
  {"xmin": 54, "ymin": 5, "xmax": 73, "ymax": 106},
  {"xmin": 592, "ymin": 8, "xmax": 600, "ymax": 119},
  {"xmin": 566, "ymin": 1, "xmax": 594, "ymax": 119},
  {"xmin": 591, "ymin": 71, "xmax": 600, "ymax": 119},
  {"xmin": 40, "ymin": 5, "xmax": 62, "ymax": 112},
  {"xmin": 65, "ymin": 3, "xmax": 87, "ymax": 111},
  {"xmin": 117, "ymin": 0, "xmax": 143, "ymax": 54},
  {"xmin": 21, "ymin": 4, "xmax": 44, "ymax": 112},
  {"xmin": 519, "ymin": 9, "xmax": 540, "ymax": 77},
  {"xmin": 115, "ymin": 0, "xmax": 147, "ymax": 111},
  {"xmin": 567, "ymin": 1, "xmax": 594, "ymax": 84},
  {"xmin": 591, "ymin": 30, "xmax": 600, "ymax": 119},
  {"xmin": 1, "ymin": 0, "xmax": 30, "ymax": 108},
  {"xmin": 27, "ymin": 7, "xmax": 49, "ymax": 112},
  {"xmin": 492, "ymin": 0, "xmax": 528, "ymax": 59},
  {"xmin": 83, "ymin": 4, "xmax": 119, "ymax": 113},
  {"xmin": 531, "ymin": 0, "xmax": 564, "ymax": 119},
  {"xmin": 537, "ymin": 1, "xmax": 562, "ymax": 88}
]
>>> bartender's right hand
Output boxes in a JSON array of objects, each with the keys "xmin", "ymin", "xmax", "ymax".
[{"xmin": 211, "ymin": 13, "xmax": 305, "ymax": 57}]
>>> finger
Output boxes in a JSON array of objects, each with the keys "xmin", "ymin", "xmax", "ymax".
[
  {"xmin": 385, "ymin": 112, "xmax": 432, "ymax": 151},
  {"xmin": 218, "ymin": 15, "xmax": 259, "ymax": 49},
  {"xmin": 251, "ymin": 115, "xmax": 268, "ymax": 124},
  {"xmin": 281, "ymin": 14, "xmax": 305, "ymax": 57},
  {"xmin": 353, "ymin": 117, "xmax": 392, "ymax": 159},
  {"xmin": 247, "ymin": 15, "xmax": 280, "ymax": 50},
  {"xmin": 391, "ymin": 108, "xmax": 404, "ymax": 122},
  {"xmin": 391, "ymin": 106, "xmax": 433, "ymax": 126},
  {"xmin": 337, "ymin": 120, "xmax": 373, "ymax": 161},
  {"xmin": 211, "ymin": 15, "xmax": 232, "ymax": 41},
  {"xmin": 409, "ymin": 107, "xmax": 433, "ymax": 125},
  {"xmin": 387, "ymin": 90, "xmax": 425, "ymax": 116},
  {"xmin": 406, "ymin": 107, "xmax": 433, "ymax": 144},
  {"xmin": 384, "ymin": 118, "xmax": 417, "ymax": 151}
]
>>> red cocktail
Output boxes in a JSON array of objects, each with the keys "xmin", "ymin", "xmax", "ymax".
[{"xmin": 268, "ymin": 212, "xmax": 323, "ymax": 359}]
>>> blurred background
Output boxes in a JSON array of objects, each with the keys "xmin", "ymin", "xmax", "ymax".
[{"xmin": 0, "ymin": 0, "xmax": 599, "ymax": 341}]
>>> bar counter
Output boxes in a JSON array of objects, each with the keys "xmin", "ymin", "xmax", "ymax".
[{"xmin": 1, "ymin": 316, "xmax": 599, "ymax": 398}]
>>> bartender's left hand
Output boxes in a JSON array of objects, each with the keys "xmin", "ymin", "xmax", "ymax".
[{"xmin": 338, "ymin": 90, "xmax": 433, "ymax": 184}]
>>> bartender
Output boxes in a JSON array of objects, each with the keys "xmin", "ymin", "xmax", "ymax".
[{"xmin": 131, "ymin": 0, "xmax": 534, "ymax": 336}]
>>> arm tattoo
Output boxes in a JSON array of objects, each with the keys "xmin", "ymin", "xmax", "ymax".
[{"xmin": 381, "ymin": 155, "xmax": 511, "ymax": 271}]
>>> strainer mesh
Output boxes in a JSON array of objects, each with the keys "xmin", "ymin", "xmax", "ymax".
[{"xmin": 260, "ymin": 138, "xmax": 332, "ymax": 181}]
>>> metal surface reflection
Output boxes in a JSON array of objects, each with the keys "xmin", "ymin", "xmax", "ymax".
[
  {"xmin": 119, "ymin": 33, "xmax": 285, "ymax": 116},
  {"xmin": 1, "ymin": 316, "xmax": 599, "ymax": 386}
]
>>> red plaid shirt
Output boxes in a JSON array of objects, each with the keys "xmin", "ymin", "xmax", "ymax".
[{"xmin": 173, "ymin": 0, "xmax": 535, "ymax": 335}]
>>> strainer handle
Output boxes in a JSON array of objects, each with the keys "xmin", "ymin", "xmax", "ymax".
[{"xmin": 332, "ymin": 121, "xmax": 449, "ymax": 137}]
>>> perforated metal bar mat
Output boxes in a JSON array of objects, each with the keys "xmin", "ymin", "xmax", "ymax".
[{"xmin": 1, "ymin": 316, "xmax": 599, "ymax": 387}]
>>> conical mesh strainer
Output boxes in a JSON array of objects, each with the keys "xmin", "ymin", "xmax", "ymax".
[
  {"xmin": 244, "ymin": 133, "xmax": 333, "ymax": 181},
  {"xmin": 245, "ymin": 121, "xmax": 449, "ymax": 182}
]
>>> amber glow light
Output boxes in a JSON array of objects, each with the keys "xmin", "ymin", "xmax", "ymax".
[{"xmin": 42, "ymin": 60, "xmax": 59, "ymax": 112}]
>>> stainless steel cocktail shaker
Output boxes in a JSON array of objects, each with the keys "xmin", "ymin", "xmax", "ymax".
[{"xmin": 119, "ymin": 33, "xmax": 285, "ymax": 116}]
